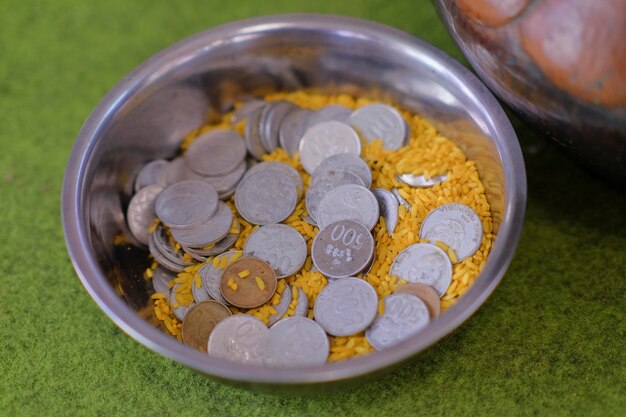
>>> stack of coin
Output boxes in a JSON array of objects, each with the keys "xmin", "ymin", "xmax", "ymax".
[
  {"xmin": 305, "ymin": 153, "xmax": 372, "ymax": 224},
  {"xmin": 236, "ymin": 100, "xmax": 408, "ymax": 161},
  {"xmin": 148, "ymin": 224, "xmax": 193, "ymax": 273},
  {"xmin": 124, "ymin": 96, "xmax": 486, "ymax": 367},
  {"xmin": 153, "ymin": 180, "xmax": 234, "ymax": 265},
  {"xmin": 184, "ymin": 130, "xmax": 248, "ymax": 199}
]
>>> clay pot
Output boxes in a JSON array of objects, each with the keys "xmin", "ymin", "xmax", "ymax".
[{"xmin": 436, "ymin": 0, "xmax": 626, "ymax": 182}]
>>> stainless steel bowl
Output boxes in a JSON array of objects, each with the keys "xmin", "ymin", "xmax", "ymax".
[{"xmin": 62, "ymin": 14, "xmax": 526, "ymax": 391}]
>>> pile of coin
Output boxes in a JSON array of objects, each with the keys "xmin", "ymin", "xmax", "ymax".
[
  {"xmin": 234, "ymin": 100, "xmax": 409, "ymax": 161},
  {"xmin": 126, "ymin": 98, "xmax": 484, "ymax": 367}
]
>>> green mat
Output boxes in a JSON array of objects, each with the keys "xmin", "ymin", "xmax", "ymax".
[{"xmin": 1, "ymin": 1, "xmax": 624, "ymax": 416}]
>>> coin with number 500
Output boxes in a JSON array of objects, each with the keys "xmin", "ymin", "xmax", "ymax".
[{"xmin": 311, "ymin": 220, "xmax": 374, "ymax": 279}]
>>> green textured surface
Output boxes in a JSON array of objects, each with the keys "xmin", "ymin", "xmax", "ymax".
[{"xmin": 1, "ymin": 1, "xmax": 625, "ymax": 416}]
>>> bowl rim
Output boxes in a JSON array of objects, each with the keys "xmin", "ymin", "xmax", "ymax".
[{"xmin": 62, "ymin": 13, "xmax": 526, "ymax": 385}]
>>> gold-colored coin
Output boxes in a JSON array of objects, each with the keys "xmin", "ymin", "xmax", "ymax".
[
  {"xmin": 181, "ymin": 300, "xmax": 232, "ymax": 352},
  {"xmin": 220, "ymin": 258, "xmax": 277, "ymax": 308},
  {"xmin": 394, "ymin": 283, "xmax": 441, "ymax": 319}
]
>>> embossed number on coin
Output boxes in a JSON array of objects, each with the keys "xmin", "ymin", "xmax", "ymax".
[{"xmin": 311, "ymin": 220, "xmax": 374, "ymax": 279}]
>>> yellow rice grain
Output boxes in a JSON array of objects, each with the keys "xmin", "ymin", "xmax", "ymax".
[
  {"xmin": 255, "ymin": 276, "xmax": 265, "ymax": 290},
  {"xmin": 447, "ymin": 247, "xmax": 459, "ymax": 263},
  {"xmin": 378, "ymin": 299, "xmax": 385, "ymax": 315}
]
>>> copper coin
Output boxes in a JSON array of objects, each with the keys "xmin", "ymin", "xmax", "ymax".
[
  {"xmin": 394, "ymin": 283, "xmax": 441, "ymax": 319},
  {"xmin": 181, "ymin": 300, "xmax": 232, "ymax": 352},
  {"xmin": 220, "ymin": 258, "xmax": 277, "ymax": 308}
]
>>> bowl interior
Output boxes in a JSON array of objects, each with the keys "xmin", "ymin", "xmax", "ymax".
[{"xmin": 64, "ymin": 15, "xmax": 524, "ymax": 388}]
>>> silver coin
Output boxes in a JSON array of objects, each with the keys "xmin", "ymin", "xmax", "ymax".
[
  {"xmin": 203, "ymin": 159, "xmax": 247, "ymax": 194},
  {"xmin": 314, "ymin": 278, "xmax": 378, "ymax": 336},
  {"xmin": 263, "ymin": 317, "xmax": 329, "ymax": 368},
  {"xmin": 191, "ymin": 278, "xmax": 211, "ymax": 303},
  {"xmin": 199, "ymin": 250, "xmax": 240, "ymax": 305},
  {"xmin": 312, "ymin": 153, "xmax": 372, "ymax": 188},
  {"xmin": 348, "ymin": 104, "xmax": 408, "ymax": 150},
  {"xmin": 305, "ymin": 170, "xmax": 365, "ymax": 222},
  {"xmin": 390, "ymin": 243, "xmax": 452, "ymax": 296},
  {"xmin": 243, "ymin": 224, "xmax": 307, "ymax": 278},
  {"xmin": 232, "ymin": 100, "xmax": 266, "ymax": 124},
  {"xmin": 155, "ymin": 180, "xmax": 218, "ymax": 229},
  {"xmin": 127, "ymin": 185, "xmax": 162, "ymax": 245},
  {"xmin": 163, "ymin": 157, "xmax": 204, "ymax": 186},
  {"xmin": 311, "ymin": 220, "xmax": 374, "ymax": 279},
  {"xmin": 392, "ymin": 187, "xmax": 412, "ymax": 210},
  {"xmin": 396, "ymin": 173, "xmax": 448, "ymax": 188},
  {"xmin": 244, "ymin": 107, "xmax": 268, "ymax": 160},
  {"xmin": 306, "ymin": 105, "xmax": 352, "ymax": 127},
  {"xmin": 185, "ymin": 129, "xmax": 247, "ymax": 176},
  {"xmin": 243, "ymin": 161, "xmax": 303, "ymax": 199},
  {"xmin": 279, "ymin": 107, "xmax": 313, "ymax": 157},
  {"xmin": 170, "ymin": 202, "xmax": 233, "ymax": 248},
  {"xmin": 294, "ymin": 287, "xmax": 309, "ymax": 317},
  {"xmin": 207, "ymin": 315, "xmax": 268, "ymax": 366},
  {"xmin": 152, "ymin": 266, "xmax": 174, "ymax": 297},
  {"xmin": 134, "ymin": 160, "xmax": 169, "ymax": 192},
  {"xmin": 235, "ymin": 169, "xmax": 297, "ymax": 225},
  {"xmin": 170, "ymin": 284, "xmax": 195, "ymax": 321},
  {"xmin": 267, "ymin": 285, "xmax": 293, "ymax": 325},
  {"xmin": 300, "ymin": 215, "xmax": 317, "ymax": 227},
  {"xmin": 419, "ymin": 203, "xmax": 483, "ymax": 263},
  {"xmin": 316, "ymin": 184, "xmax": 380, "ymax": 231},
  {"xmin": 365, "ymin": 293, "xmax": 430, "ymax": 351},
  {"xmin": 260, "ymin": 101, "xmax": 296, "ymax": 153},
  {"xmin": 183, "ymin": 219, "xmax": 240, "ymax": 258},
  {"xmin": 299, "ymin": 121, "xmax": 361, "ymax": 175},
  {"xmin": 372, "ymin": 188, "xmax": 399, "ymax": 236}
]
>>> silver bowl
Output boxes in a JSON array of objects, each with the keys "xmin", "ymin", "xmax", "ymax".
[{"xmin": 62, "ymin": 14, "xmax": 526, "ymax": 391}]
